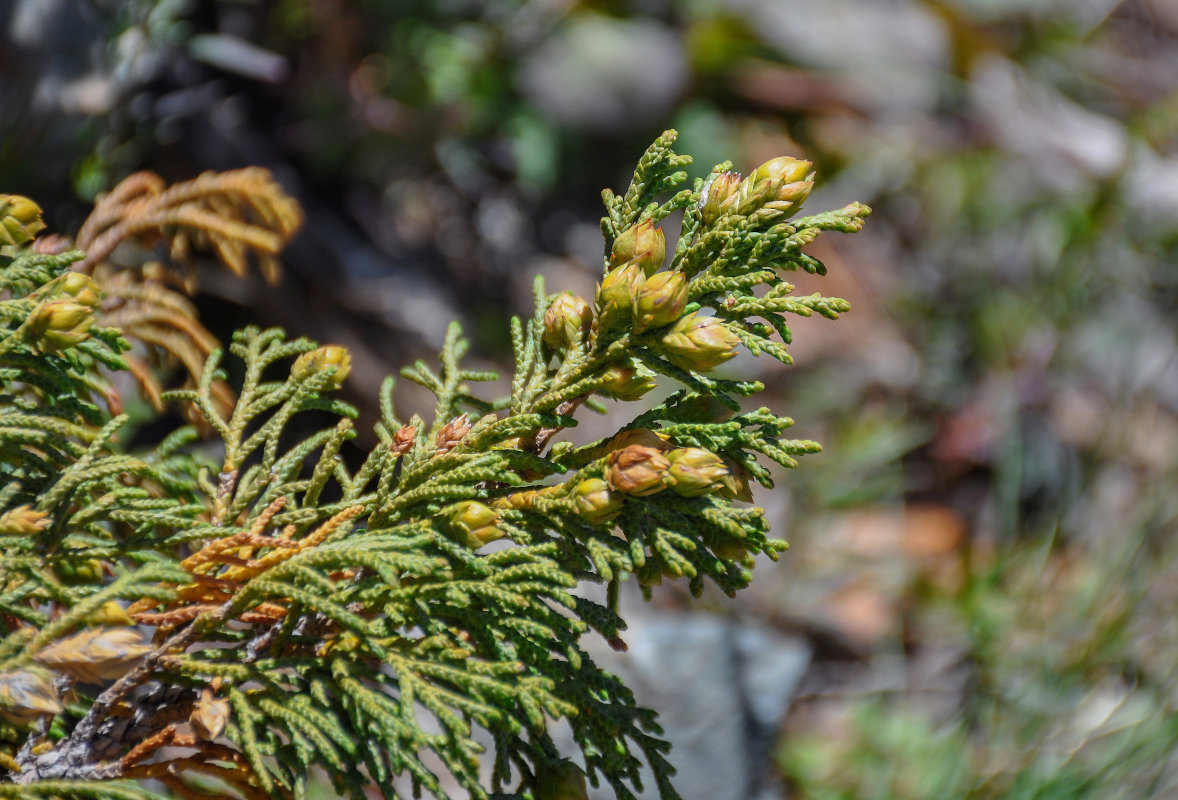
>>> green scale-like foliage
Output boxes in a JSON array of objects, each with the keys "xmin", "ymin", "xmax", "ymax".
[{"xmin": 0, "ymin": 132, "xmax": 868, "ymax": 800}]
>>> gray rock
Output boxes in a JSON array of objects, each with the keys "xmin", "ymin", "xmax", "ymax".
[
  {"xmin": 970, "ymin": 55, "xmax": 1129, "ymax": 190},
  {"xmin": 519, "ymin": 16, "xmax": 688, "ymax": 133},
  {"xmin": 567, "ymin": 585, "xmax": 811, "ymax": 800},
  {"xmin": 724, "ymin": 0, "xmax": 949, "ymax": 115}
]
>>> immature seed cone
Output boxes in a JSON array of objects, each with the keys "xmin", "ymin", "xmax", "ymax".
[
  {"xmin": 633, "ymin": 270, "xmax": 688, "ymax": 333},
  {"xmin": 609, "ymin": 219, "xmax": 665, "ymax": 276},
  {"xmin": 536, "ymin": 759, "xmax": 588, "ymax": 800},
  {"xmin": 606, "ymin": 444, "xmax": 671, "ymax": 496},
  {"xmin": 699, "ymin": 171, "xmax": 742, "ymax": 226},
  {"xmin": 597, "ymin": 365, "xmax": 657, "ymax": 401},
  {"xmin": 292, "ymin": 345, "xmax": 351, "ymax": 388},
  {"xmin": 57, "ymin": 272, "xmax": 102, "ymax": 307},
  {"xmin": 572, "ymin": 478, "xmax": 625, "ymax": 523},
  {"xmin": 774, "ymin": 178, "xmax": 814, "ymax": 208},
  {"xmin": 492, "ymin": 485, "xmax": 562, "ymax": 512},
  {"xmin": 666, "ymin": 447, "xmax": 730, "ymax": 497},
  {"xmin": 0, "ymin": 195, "xmax": 46, "ymax": 246},
  {"xmin": 751, "ymin": 155, "xmax": 812, "ymax": 187},
  {"xmin": 595, "ymin": 262, "xmax": 644, "ymax": 332},
  {"xmin": 543, "ymin": 292, "xmax": 593, "ymax": 350},
  {"xmin": 0, "ymin": 505, "xmax": 50, "ymax": 536},
  {"xmin": 660, "ymin": 312, "xmax": 741, "ymax": 372},
  {"xmin": 729, "ymin": 156, "xmax": 814, "ymax": 217},
  {"xmin": 0, "ymin": 667, "xmax": 62, "ymax": 725},
  {"xmin": 26, "ymin": 300, "xmax": 94, "ymax": 350},
  {"xmin": 446, "ymin": 501, "xmax": 504, "ymax": 549}
]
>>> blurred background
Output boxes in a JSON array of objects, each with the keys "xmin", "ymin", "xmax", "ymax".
[{"xmin": 4, "ymin": 0, "xmax": 1178, "ymax": 797}]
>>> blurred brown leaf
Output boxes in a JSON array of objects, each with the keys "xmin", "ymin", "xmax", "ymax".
[{"xmin": 36, "ymin": 627, "xmax": 152, "ymax": 684}]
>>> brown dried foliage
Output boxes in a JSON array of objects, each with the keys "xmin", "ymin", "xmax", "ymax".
[
  {"xmin": 34, "ymin": 628, "xmax": 152, "ymax": 685},
  {"xmin": 434, "ymin": 413, "xmax": 472, "ymax": 453},
  {"xmin": 128, "ymin": 498, "xmax": 364, "ymax": 635},
  {"xmin": 72, "ymin": 168, "xmax": 301, "ymax": 413},
  {"xmin": 75, "ymin": 168, "xmax": 301, "ymax": 281}
]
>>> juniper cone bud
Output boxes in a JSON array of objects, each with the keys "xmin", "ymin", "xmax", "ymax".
[
  {"xmin": 598, "ymin": 365, "xmax": 656, "ymax": 401},
  {"xmin": 595, "ymin": 262, "xmax": 644, "ymax": 331},
  {"xmin": 57, "ymin": 272, "xmax": 101, "ymax": 307},
  {"xmin": 543, "ymin": 291, "xmax": 593, "ymax": 349},
  {"xmin": 446, "ymin": 501, "xmax": 504, "ymax": 548},
  {"xmin": 572, "ymin": 478, "xmax": 624, "ymax": 523},
  {"xmin": 730, "ymin": 156, "xmax": 814, "ymax": 217},
  {"xmin": 606, "ymin": 444, "xmax": 671, "ymax": 496},
  {"xmin": 775, "ymin": 179, "xmax": 814, "ymax": 208},
  {"xmin": 536, "ymin": 760, "xmax": 588, "ymax": 800},
  {"xmin": 751, "ymin": 155, "xmax": 812, "ymax": 186},
  {"xmin": 610, "ymin": 219, "xmax": 665, "ymax": 276},
  {"xmin": 27, "ymin": 300, "xmax": 94, "ymax": 350},
  {"xmin": 292, "ymin": 345, "xmax": 351, "ymax": 388},
  {"xmin": 660, "ymin": 312, "xmax": 741, "ymax": 372},
  {"xmin": 634, "ymin": 270, "xmax": 688, "ymax": 332},
  {"xmin": 699, "ymin": 171, "xmax": 741, "ymax": 225},
  {"xmin": 0, "ymin": 505, "xmax": 50, "ymax": 536},
  {"xmin": 0, "ymin": 195, "xmax": 46, "ymax": 246},
  {"xmin": 666, "ymin": 447, "xmax": 731, "ymax": 497}
]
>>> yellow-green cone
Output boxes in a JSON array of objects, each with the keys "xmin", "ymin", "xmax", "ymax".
[
  {"xmin": 595, "ymin": 262, "xmax": 644, "ymax": 332},
  {"xmin": 609, "ymin": 219, "xmax": 665, "ymax": 276},
  {"xmin": 572, "ymin": 478, "xmax": 624, "ymax": 523},
  {"xmin": 660, "ymin": 312, "xmax": 741, "ymax": 372},
  {"xmin": 0, "ymin": 195, "xmax": 46, "ymax": 246},
  {"xmin": 666, "ymin": 447, "xmax": 730, "ymax": 497},
  {"xmin": 292, "ymin": 345, "xmax": 351, "ymax": 388},
  {"xmin": 543, "ymin": 292, "xmax": 593, "ymax": 350},
  {"xmin": 728, "ymin": 156, "xmax": 814, "ymax": 217},
  {"xmin": 446, "ymin": 501, "xmax": 504, "ymax": 549},
  {"xmin": 633, "ymin": 270, "xmax": 688, "ymax": 333},
  {"xmin": 750, "ymin": 155, "xmax": 812, "ymax": 186},
  {"xmin": 26, "ymin": 300, "xmax": 94, "ymax": 351},
  {"xmin": 57, "ymin": 272, "xmax": 102, "ymax": 307},
  {"xmin": 699, "ymin": 171, "xmax": 742, "ymax": 225},
  {"xmin": 597, "ymin": 365, "xmax": 656, "ymax": 401}
]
